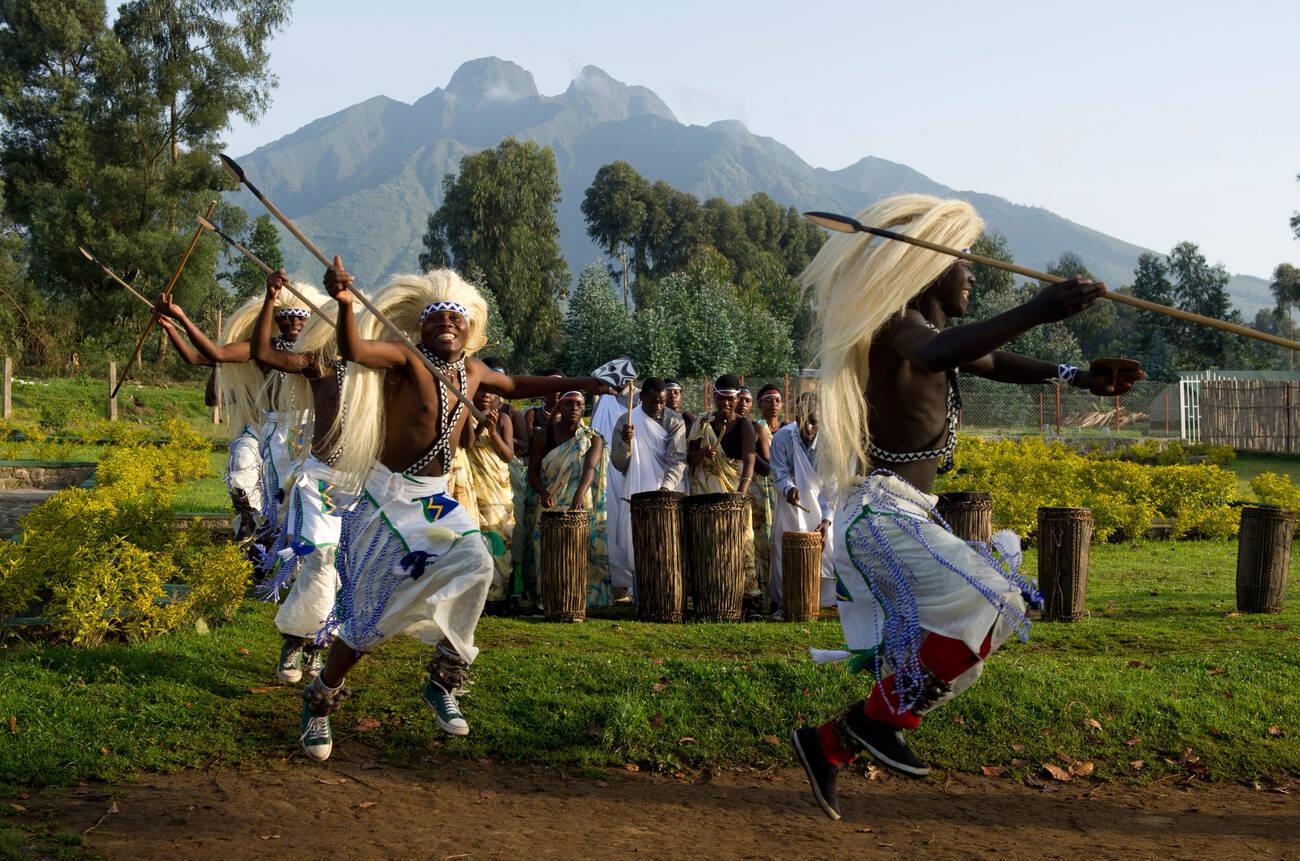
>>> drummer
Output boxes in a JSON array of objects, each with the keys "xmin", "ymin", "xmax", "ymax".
[
  {"xmin": 687, "ymin": 374, "xmax": 761, "ymax": 614},
  {"xmin": 607, "ymin": 379, "xmax": 689, "ymax": 597},
  {"xmin": 768, "ymin": 392, "xmax": 835, "ymax": 612}
]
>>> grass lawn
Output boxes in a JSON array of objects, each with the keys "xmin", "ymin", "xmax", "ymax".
[
  {"xmin": 1229, "ymin": 451, "xmax": 1300, "ymax": 497},
  {"xmin": 2, "ymin": 540, "xmax": 1297, "ymax": 793}
]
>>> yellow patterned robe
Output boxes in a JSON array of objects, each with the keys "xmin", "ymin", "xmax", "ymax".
[
  {"xmin": 532, "ymin": 425, "xmax": 611, "ymax": 607},
  {"xmin": 688, "ymin": 413, "xmax": 759, "ymax": 596},
  {"xmin": 467, "ymin": 425, "xmax": 515, "ymax": 601}
]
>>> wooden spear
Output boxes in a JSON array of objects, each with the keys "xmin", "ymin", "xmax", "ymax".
[
  {"xmin": 197, "ymin": 215, "xmax": 334, "ymax": 322},
  {"xmin": 219, "ymin": 153, "xmax": 488, "ymax": 425},
  {"xmin": 78, "ymin": 247, "xmax": 154, "ymax": 310},
  {"xmin": 112, "ymin": 200, "xmax": 220, "ymax": 397},
  {"xmin": 804, "ymin": 211, "xmax": 1300, "ymax": 352}
]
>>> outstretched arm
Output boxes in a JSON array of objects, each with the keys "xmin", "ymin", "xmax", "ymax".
[
  {"xmin": 157, "ymin": 317, "xmax": 213, "ymax": 366},
  {"xmin": 964, "ymin": 352, "xmax": 1142, "ymax": 396},
  {"xmin": 891, "ymin": 277, "xmax": 1106, "ymax": 373},
  {"xmin": 474, "ymin": 361, "xmax": 609, "ymax": 399},
  {"xmin": 324, "ymin": 256, "xmax": 409, "ymax": 370},
  {"xmin": 158, "ymin": 296, "xmax": 250, "ymax": 363},
  {"xmin": 251, "ymin": 270, "xmax": 313, "ymax": 373}
]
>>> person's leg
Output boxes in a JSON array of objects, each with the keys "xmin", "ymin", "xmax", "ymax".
[{"xmin": 298, "ymin": 641, "xmax": 363, "ymax": 763}]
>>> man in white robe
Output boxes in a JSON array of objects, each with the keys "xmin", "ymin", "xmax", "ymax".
[
  {"xmin": 606, "ymin": 378, "xmax": 688, "ymax": 596},
  {"xmin": 769, "ymin": 393, "xmax": 836, "ymax": 609}
]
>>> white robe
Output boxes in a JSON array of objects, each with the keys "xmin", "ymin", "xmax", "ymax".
[
  {"xmin": 768, "ymin": 425, "xmax": 836, "ymax": 607},
  {"xmin": 607, "ymin": 405, "xmax": 687, "ymax": 591}
]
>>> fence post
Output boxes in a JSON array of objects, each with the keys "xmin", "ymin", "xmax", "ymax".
[
  {"xmin": 1164, "ymin": 392, "xmax": 1169, "ymax": 437},
  {"xmin": 2, "ymin": 356, "xmax": 10, "ymax": 421},
  {"xmin": 1039, "ymin": 389, "xmax": 1044, "ymax": 432},
  {"xmin": 107, "ymin": 361, "xmax": 118, "ymax": 422},
  {"xmin": 1288, "ymin": 384, "xmax": 1293, "ymax": 454}
]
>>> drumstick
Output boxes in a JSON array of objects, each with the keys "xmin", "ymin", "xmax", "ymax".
[{"xmin": 787, "ymin": 496, "xmax": 813, "ymax": 514}]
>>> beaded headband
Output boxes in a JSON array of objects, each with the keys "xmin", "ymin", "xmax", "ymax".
[
  {"xmin": 713, "ymin": 388, "xmax": 740, "ymax": 397},
  {"xmin": 559, "ymin": 391, "xmax": 585, "ymax": 403},
  {"xmin": 275, "ymin": 307, "xmax": 311, "ymax": 320},
  {"xmin": 420, "ymin": 301, "xmax": 470, "ymax": 324}
]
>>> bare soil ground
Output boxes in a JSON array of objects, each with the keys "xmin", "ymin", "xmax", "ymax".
[{"xmin": 20, "ymin": 742, "xmax": 1300, "ymax": 861}]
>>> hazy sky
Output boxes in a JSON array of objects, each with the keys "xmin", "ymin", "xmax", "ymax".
[{"xmin": 225, "ymin": 0, "xmax": 1300, "ymax": 279}]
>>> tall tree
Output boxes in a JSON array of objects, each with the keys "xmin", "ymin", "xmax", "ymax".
[
  {"xmin": 1166, "ymin": 241, "xmax": 1241, "ymax": 369},
  {"xmin": 580, "ymin": 161, "xmax": 647, "ymax": 309},
  {"xmin": 421, "ymin": 137, "xmax": 569, "ymax": 369},
  {"xmin": 220, "ymin": 213, "xmax": 283, "ymax": 306},
  {"xmin": 1269, "ymin": 262, "xmax": 1300, "ymax": 369},
  {"xmin": 1045, "ymin": 251, "xmax": 1116, "ymax": 357}
]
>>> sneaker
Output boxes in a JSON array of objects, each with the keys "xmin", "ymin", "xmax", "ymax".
[
  {"xmin": 840, "ymin": 710, "xmax": 931, "ymax": 777},
  {"xmin": 791, "ymin": 727, "xmax": 841, "ymax": 821},
  {"xmin": 277, "ymin": 638, "xmax": 304, "ymax": 684},
  {"xmin": 299, "ymin": 701, "xmax": 333, "ymax": 762},
  {"xmin": 613, "ymin": 587, "xmax": 633, "ymax": 605},
  {"xmin": 302, "ymin": 648, "xmax": 324, "ymax": 682},
  {"xmin": 421, "ymin": 680, "xmax": 469, "ymax": 736}
]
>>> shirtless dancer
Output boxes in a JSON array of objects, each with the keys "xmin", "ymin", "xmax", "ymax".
[
  {"xmin": 789, "ymin": 194, "xmax": 1141, "ymax": 820},
  {"xmin": 296, "ymin": 260, "xmax": 607, "ymax": 762}
]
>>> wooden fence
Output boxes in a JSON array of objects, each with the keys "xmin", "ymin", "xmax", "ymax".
[{"xmin": 1200, "ymin": 380, "xmax": 1300, "ymax": 453}]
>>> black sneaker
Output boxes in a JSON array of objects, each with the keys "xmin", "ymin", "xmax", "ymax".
[
  {"xmin": 840, "ymin": 710, "xmax": 931, "ymax": 777},
  {"xmin": 790, "ymin": 727, "xmax": 842, "ymax": 821}
]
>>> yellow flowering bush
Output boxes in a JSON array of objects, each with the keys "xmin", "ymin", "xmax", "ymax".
[
  {"xmin": 0, "ymin": 422, "xmax": 248, "ymax": 645},
  {"xmin": 940, "ymin": 436, "xmax": 1239, "ymax": 542},
  {"xmin": 1250, "ymin": 472, "xmax": 1300, "ymax": 512}
]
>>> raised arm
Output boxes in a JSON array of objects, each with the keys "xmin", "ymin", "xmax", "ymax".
[
  {"xmin": 324, "ymin": 256, "xmax": 410, "ymax": 370},
  {"xmin": 478, "ymin": 406, "xmax": 514, "ymax": 462},
  {"xmin": 157, "ymin": 316, "xmax": 213, "ymax": 366},
  {"xmin": 158, "ymin": 296, "xmax": 250, "ymax": 363},
  {"xmin": 890, "ymin": 277, "xmax": 1106, "ymax": 373},
  {"xmin": 251, "ymin": 271, "xmax": 314, "ymax": 373}
]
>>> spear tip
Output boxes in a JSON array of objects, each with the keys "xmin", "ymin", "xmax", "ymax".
[
  {"xmin": 803, "ymin": 211, "xmax": 863, "ymax": 234},
  {"xmin": 218, "ymin": 153, "xmax": 244, "ymax": 182}
]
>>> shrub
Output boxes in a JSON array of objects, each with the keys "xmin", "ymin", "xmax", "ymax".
[
  {"xmin": 0, "ymin": 422, "xmax": 247, "ymax": 644},
  {"xmin": 1250, "ymin": 472, "xmax": 1300, "ymax": 512}
]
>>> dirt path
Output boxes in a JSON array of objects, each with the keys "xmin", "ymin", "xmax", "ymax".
[{"xmin": 25, "ymin": 745, "xmax": 1300, "ymax": 861}]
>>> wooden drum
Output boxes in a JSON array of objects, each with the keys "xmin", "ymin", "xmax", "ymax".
[
  {"xmin": 631, "ymin": 490, "xmax": 686, "ymax": 623},
  {"xmin": 683, "ymin": 492, "xmax": 748, "ymax": 622},
  {"xmin": 540, "ymin": 510, "xmax": 588, "ymax": 622},
  {"xmin": 1037, "ymin": 506, "xmax": 1092, "ymax": 622},
  {"xmin": 1236, "ymin": 506, "xmax": 1294, "ymax": 613},
  {"xmin": 937, "ymin": 491, "xmax": 993, "ymax": 543},
  {"xmin": 781, "ymin": 531, "xmax": 822, "ymax": 622}
]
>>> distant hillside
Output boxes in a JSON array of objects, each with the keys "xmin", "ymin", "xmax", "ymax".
[{"xmin": 231, "ymin": 57, "xmax": 1274, "ymax": 317}]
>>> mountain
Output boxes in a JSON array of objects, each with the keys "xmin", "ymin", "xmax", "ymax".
[{"xmin": 231, "ymin": 57, "xmax": 1273, "ymax": 317}]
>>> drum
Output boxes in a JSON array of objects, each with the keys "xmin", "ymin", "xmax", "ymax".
[
  {"xmin": 1037, "ymin": 507, "xmax": 1092, "ymax": 622},
  {"xmin": 631, "ymin": 490, "xmax": 685, "ymax": 623},
  {"xmin": 540, "ymin": 510, "xmax": 588, "ymax": 622},
  {"xmin": 1236, "ymin": 506, "xmax": 1294, "ymax": 613},
  {"xmin": 936, "ymin": 491, "xmax": 993, "ymax": 543},
  {"xmin": 780, "ymin": 531, "xmax": 822, "ymax": 622},
  {"xmin": 683, "ymin": 492, "xmax": 747, "ymax": 622}
]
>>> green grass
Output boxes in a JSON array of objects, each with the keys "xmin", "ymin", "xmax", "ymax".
[
  {"xmin": 9, "ymin": 377, "xmax": 209, "ymax": 428},
  {"xmin": 1229, "ymin": 451, "xmax": 1300, "ymax": 497},
  {"xmin": 2, "ymin": 540, "xmax": 1298, "ymax": 790}
]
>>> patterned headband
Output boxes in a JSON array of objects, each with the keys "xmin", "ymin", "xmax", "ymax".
[
  {"xmin": 559, "ymin": 391, "xmax": 585, "ymax": 403},
  {"xmin": 420, "ymin": 301, "xmax": 470, "ymax": 324},
  {"xmin": 759, "ymin": 391, "xmax": 781, "ymax": 402},
  {"xmin": 738, "ymin": 387, "xmax": 751, "ymax": 396},
  {"xmin": 275, "ymin": 307, "xmax": 311, "ymax": 319},
  {"xmin": 664, "ymin": 382, "xmax": 682, "ymax": 391},
  {"xmin": 714, "ymin": 388, "xmax": 740, "ymax": 397}
]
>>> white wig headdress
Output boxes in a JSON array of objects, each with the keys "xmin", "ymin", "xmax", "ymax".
[
  {"xmin": 218, "ymin": 282, "xmax": 329, "ymax": 440},
  {"xmin": 799, "ymin": 194, "xmax": 984, "ymax": 497},
  {"xmin": 331, "ymin": 269, "xmax": 490, "ymax": 489}
]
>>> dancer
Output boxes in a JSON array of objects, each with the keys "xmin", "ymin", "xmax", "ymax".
[
  {"xmin": 157, "ymin": 280, "xmax": 318, "ymax": 550},
  {"xmin": 665, "ymin": 379, "xmax": 695, "ymax": 434},
  {"xmin": 789, "ymin": 194, "xmax": 1141, "ymax": 820},
  {"xmin": 298, "ymin": 261, "xmax": 605, "ymax": 762},
  {"xmin": 249, "ymin": 272, "xmax": 354, "ymax": 685},
  {"xmin": 687, "ymin": 375, "xmax": 760, "ymax": 606},
  {"xmin": 768, "ymin": 392, "xmax": 834, "ymax": 611},
  {"xmin": 528, "ymin": 390, "xmax": 611, "ymax": 607},
  {"xmin": 606, "ymin": 378, "xmax": 688, "ymax": 596}
]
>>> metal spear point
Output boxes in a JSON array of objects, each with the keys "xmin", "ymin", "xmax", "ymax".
[
  {"xmin": 803, "ymin": 210, "xmax": 1300, "ymax": 352},
  {"xmin": 220, "ymin": 153, "xmax": 488, "ymax": 425}
]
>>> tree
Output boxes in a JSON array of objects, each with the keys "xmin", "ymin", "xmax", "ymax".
[
  {"xmin": 1045, "ymin": 251, "xmax": 1116, "ymax": 357},
  {"xmin": 963, "ymin": 232, "xmax": 1016, "ymax": 321},
  {"xmin": 1166, "ymin": 241, "xmax": 1241, "ymax": 369},
  {"xmin": 421, "ymin": 138, "xmax": 569, "ymax": 369},
  {"xmin": 630, "ymin": 305, "xmax": 679, "ymax": 378},
  {"xmin": 580, "ymin": 161, "xmax": 647, "ymax": 309},
  {"xmin": 562, "ymin": 262, "xmax": 633, "ymax": 377},
  {"xmin": 0, "ymin": 0, "xmax": 290, "ymax": 346},
  {"xmin": 221, "ymin": 214, "xmax": 283, "ymax": 306},
  {"xmin": 1270, "ymin": 262, "xmax": 1300, "ymax": 369}
]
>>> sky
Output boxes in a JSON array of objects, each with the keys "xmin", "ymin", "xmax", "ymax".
[{"xmin": 224, "ymin": 0, "xmax": 1300, "ymax": 280}]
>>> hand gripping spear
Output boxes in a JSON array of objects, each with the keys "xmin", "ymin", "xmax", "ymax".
[
  {"xmin": 78, "ymin": 247, "xmax": 155, "ymax": 311},
  {"xmin": 196, "ymin": 215, "xmax": 334, "ymax": 323},
  {"xmin": 803, "ymin": 211, "xmax": 1300, "ymax": 352},
  {"xmin": 111, "ymin": 200, "xmax": 220, "ymax": 398},
  {"xmin": 219, "ymin": 153, "xmax": 488, "ymax": 425}
]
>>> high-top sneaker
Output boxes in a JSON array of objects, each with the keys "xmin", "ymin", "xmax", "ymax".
[
  {"xmin": 276, "ymin": 635, "xmax": 305, "ymax": 683},
  {"xmin": 791, "ymin": 726, "xmax": 842, "ymax": 821},
  {"xmin": 299, "ymin": 699, "xmax": 333, "ymax": 762},
  {"xmin": 301, "ymin": 645, "xmax": 325, "ymax": 682},
  {"xmin": 421, "ymin": 642, "xmax": 470, "ymax": 736}
]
